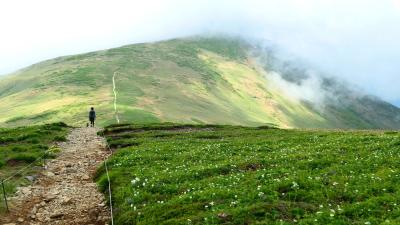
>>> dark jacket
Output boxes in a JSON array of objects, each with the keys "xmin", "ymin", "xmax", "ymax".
[{"xmin": 89, "ymin": 110, "xmax": 96, "ymax": 119}]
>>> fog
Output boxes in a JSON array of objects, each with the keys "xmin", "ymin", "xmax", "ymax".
[
  {"xmin": 267, "ymin": 70, "xmax": 330, "ymax": 108},
  {"xmin": 1, "ymin": 0, "xmax": 399, "ymax": 106}
]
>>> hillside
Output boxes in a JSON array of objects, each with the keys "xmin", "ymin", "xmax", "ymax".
[{"xmin": 0, "ymin": 36, "xmax": 399, "ymax": 128}]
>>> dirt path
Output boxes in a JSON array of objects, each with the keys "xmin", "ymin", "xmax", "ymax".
[
  {"xmin": 1, "ymin": 128, "xmax": 110, "ymax": 225},
  {"xmin": 112, "ymin": 71, "xmax": 120, "ymax": 124}
]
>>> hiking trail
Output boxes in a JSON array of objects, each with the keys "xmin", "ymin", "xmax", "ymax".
[
  {"xmin": 0, "ymin": 128, "xmax": 110, "ymax": 225},
  {"xmin": 112, "ymin": 72, "xmax": 120, "ymax": 124}
]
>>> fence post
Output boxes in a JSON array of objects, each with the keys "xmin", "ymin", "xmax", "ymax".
[
  {"xmin": 43, "ymin": 148, "xmax": 47, "ymax": 170},
  {"xmin": 1, "ymin": 179, "xmax": 9, "ymax": 212}
]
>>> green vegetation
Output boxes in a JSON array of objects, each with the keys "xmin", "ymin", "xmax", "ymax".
[
  {"xmin": 0, "ymin": 122, "xmax": 68, "ymax": 212},
  {"xmin": 0, "ymin": 36, "xmax": 399, "ymax": 129},
  {"xmin": 97, "ymin": 123, "xmax": 400, "ymax": 224}
]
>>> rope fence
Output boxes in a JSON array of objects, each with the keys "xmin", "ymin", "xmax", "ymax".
[
  {"xmin": 104, "ymin": 141, "xmax": 115, "ymax": 225},
  {"xmin": 1, "ymin": 179, "xmax": 9, "ymax": 213},
  {"xmin": 3, "ymin": 151, "xmax": 49, "ymax": 182},
  {"xmin": 1, "ymin": 131, "xmax": 116, "ymax": 225},
  {"xmin": 1, "ymin": 147, "xmax": 53, "ymax": 212}
]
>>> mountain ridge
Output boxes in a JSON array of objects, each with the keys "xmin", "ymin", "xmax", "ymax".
[{"xmin": 0, "ymin": 36, "xmax": 399, "ymax": 129}]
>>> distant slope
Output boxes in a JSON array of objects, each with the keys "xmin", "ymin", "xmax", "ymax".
[{"xmin": 0, "ymin": 36, "xmax": 399, "ymax": 128}]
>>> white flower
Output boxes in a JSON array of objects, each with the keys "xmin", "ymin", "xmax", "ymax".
[
  {"xmin": 291, "ymin": 181, "xmax": 299, "ymax": 189},
  {"xmin": 131, "ymin": 177, "xmax": 140, "ymax": 185}
]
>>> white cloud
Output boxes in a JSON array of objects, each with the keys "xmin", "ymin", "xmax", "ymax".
[
  {"xmin": 268, "ymin": 70, "xmax": 328, "ymax": 106},
  {"xmin": 0, "ymin": 0, "xmax": 399, "ymax": 105}
]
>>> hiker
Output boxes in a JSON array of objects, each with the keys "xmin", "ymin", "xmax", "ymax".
[{"xmin": 89, "ymin": 107, "xmax": 96, "ymax": 127}]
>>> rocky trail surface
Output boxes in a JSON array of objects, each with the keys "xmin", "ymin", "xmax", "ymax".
[{"xmin": 1, "ymin": 128, "xmax": 111, "ymax": 225}]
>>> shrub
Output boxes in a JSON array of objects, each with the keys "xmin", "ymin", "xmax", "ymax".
[
  {"xmin": 28, "ymin": 138, "xmax": 40, "ymax": 144},
  {"xmin": 9, "ymin": 153, "xmax": 39, "ymax": 163},
  {"xmin": 0, "ymin": 160, "xmax": 5, "ymax": 168},
  {"xmin": 53, "ymin": 136, "xmax": 67, "ymax": 142}
]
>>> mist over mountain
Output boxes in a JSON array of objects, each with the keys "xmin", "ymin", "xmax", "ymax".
[
  {"xmin": 2, "ymin": 1, "xmax": 400, "ymax": 106},
  {"xmin": 0, "ymin": 36, "xmax": 399, "ymax": 129}
]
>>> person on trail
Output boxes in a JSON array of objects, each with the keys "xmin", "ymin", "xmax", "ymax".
[{"xmin": 89, "ymin": 107, "xmax": 96, "ymax": 127}]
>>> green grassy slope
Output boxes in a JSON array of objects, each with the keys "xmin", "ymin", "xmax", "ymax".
[
  {"xmin": 0, "ymin": 36, "xmax": 399, "ymax": 128},
  {"xmin": 97, "ymin": 123, "xmax": 400, "ymax": 224}
]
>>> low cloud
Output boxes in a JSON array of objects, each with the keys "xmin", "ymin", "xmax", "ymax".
[
  {"xmin": 268, "ymin": 71, "xmax": 327, "ymax": 106},
  {"xmin": 0, "ymin": 0, "xmax": 399, "ymax": 105}
]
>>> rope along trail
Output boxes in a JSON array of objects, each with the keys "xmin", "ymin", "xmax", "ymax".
[
  {"xmin": 0, "ymin": 128, "xmax": 111, "ymax": 225},
  {"xmin": 112, "ymin": 71, "xmax": 120, "ymax": 124}
]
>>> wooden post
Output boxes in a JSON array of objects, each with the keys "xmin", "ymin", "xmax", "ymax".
[{"xmin": 1, "ymin": 179, "xmax": 9, "ymax": 212}]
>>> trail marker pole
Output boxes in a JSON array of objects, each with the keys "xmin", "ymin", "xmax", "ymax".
[
  {"xmin": 43, "ymin": 148, "xmax": 47, "ymax": 170},
  {"xmin": 1, "ymin": 179, "xmax": 9, "ymax": 212}
]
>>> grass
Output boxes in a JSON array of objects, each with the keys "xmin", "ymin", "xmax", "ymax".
[
  {"xmin": 0, "ymin": 122, "xmax": 69, "ymax": 212},
  {"xmin": 97, "ymin": 123, "xmax": 400, "ymax": 225}
]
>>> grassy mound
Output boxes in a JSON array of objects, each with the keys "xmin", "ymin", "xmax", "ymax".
[{"xmin": 97, "ymin": 123, "xmax": 400, "ymax": 224}]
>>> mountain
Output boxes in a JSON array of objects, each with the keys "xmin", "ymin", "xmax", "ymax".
[{"xmin": 0, "ymin": 36, "xmax": 399, "ymax": 129}]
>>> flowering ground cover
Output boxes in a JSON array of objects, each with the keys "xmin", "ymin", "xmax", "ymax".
[{"xmin": 97, "ymin": 123, "xmax": 400, "ymax": 224}]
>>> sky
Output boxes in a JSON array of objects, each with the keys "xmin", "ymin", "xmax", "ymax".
[{"xmin": 0, "ymin": 0, "xmax": 399, "ymax": 106}]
